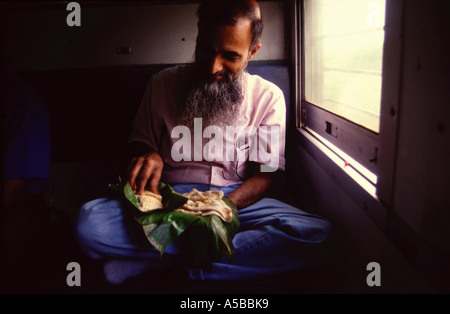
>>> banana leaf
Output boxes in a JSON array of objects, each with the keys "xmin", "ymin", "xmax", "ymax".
[{"xmin": 111, "ymin": 182, "xmax": 239, "ymax": 268}]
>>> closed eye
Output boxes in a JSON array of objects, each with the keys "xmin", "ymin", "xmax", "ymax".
[{"xmin": 222, "ymin": 51, "xmax": 242, "ymax": 62}]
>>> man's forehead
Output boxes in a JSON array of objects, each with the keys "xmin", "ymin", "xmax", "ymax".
[{"xmin": 204, "ymin": 18, "xmax": 253, "ymax": 46}]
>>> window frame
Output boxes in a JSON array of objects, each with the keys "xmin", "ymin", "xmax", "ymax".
[{"xmin": 293, "ymin": 0, "xmax": 403, "ymax": 208}]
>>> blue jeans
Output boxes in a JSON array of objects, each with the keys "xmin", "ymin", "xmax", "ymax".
[{"xmin": 76, "ymin": 183, "xmax": 332, "ymax": 284}]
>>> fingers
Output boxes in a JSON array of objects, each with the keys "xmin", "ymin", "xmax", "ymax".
[
  {"xmin": 127, "ymin": 157, "xmax": 141, "ymax": 192},
  {"xmin": 127, "ymin": 153, "xmax": 163, "ymax": 195},
  {"xmin": 148, "ymin": 168, "xmax": 162, "ymax": 194},
  {"xmin": 135, "ymin": 160, "xmax": 156, "ymax": 195}
]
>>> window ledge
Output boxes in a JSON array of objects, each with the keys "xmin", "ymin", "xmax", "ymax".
[{"xmin": 295, "ymin": 126, "xmax": 388, "ymax": 230}]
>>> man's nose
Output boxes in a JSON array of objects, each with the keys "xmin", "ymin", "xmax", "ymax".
[{"xmin": 210, "ymin": 55, "xmax": 224, "ymax": 76}]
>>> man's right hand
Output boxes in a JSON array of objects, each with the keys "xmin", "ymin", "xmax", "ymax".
[{"xmin": 127, "ymin": 152, "xmax": 163, "ymax": 195}]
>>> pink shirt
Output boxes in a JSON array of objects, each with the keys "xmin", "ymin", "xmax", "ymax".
[{"xmin": 129, "ymin": 66, "xmax": 286, "ymax": 187}]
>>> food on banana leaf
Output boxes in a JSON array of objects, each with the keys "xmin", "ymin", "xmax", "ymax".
[
  {"xmin": 176, "ymin": 189, "xmax": 232, "ymax": 223},
  {"xmin": 114, "ymin": 182, "xmax": 239, "ymax": 267},
  {"xmin": 137, "ymin": 190, "xmax": 163, "ymax": 212}
]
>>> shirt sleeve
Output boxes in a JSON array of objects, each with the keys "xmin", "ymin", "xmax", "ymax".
[{"xmin": 3, "ymin": 71, "xmax": 51, "ymax": 193}]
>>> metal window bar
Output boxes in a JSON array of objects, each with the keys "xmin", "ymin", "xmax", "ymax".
[
  {"xmin": 322, "ymin": 98, "xmax": 380, "ymax": 119},
  {"xmin": 323, "ymin": 67, "xmax": 381, "ymax": 76}
]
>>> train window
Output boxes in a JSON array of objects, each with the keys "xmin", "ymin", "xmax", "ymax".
[
  {"xmin": 298, "ymin": 0, "xmax": 387, "ymax": 186},
  {"xmin": 303, "ymin": 0, "xmax": 385, "ymax": 133}
]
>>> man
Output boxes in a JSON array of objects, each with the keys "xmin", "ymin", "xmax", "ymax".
[{"xmin": 77, "ymin": 0, "xmax": 331, "ymax": 285}]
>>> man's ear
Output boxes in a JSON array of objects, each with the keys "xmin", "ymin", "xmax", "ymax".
[{"xmin": 248, "ymin": 43, "xmax": 262, "ymax": 61}]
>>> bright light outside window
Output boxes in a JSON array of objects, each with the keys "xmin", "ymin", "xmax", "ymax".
[{"xmin": 304, "ymin": 0, "xmax": 386, "ymax": 133}]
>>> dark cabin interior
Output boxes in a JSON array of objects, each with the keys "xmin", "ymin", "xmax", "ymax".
[{"xmin": 1, "ymin": 0, "xmax": 449, "ymax": 295}]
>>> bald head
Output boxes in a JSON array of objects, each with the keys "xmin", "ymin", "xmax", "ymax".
[
  {"xmin": 249, "ymin": 0, "xmax": 261, "ymax": 20},
  {"xmin": 196, "ymin": 0, "xmax": 263, "ymax": 50}
]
